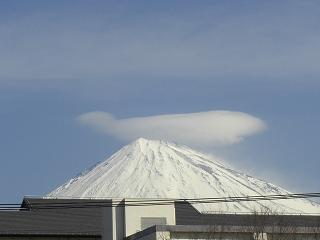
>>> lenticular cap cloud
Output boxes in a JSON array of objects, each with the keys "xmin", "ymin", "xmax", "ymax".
[{"xmin": 77, "ymin": 111, "xmax": 266, "ymax": 146}]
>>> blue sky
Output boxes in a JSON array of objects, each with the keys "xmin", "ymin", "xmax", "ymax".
[{"xmin": 1, "ymin": 0, "xmax": 320, "ymax": 203}]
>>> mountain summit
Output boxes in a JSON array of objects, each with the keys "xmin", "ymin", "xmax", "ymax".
[{"xmin": 48, "ymin": 138, "xmax": 320, "ymax": 213}]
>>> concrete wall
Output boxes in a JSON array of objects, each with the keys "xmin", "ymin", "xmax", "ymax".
[
  {"xmin": 125, "ymin": 224, "xmax": 320, "ymax": 240},
  {"xmin": 103, "ymin": 198, "xmax": 175, "ymax": 240},
  {"xmin": 124, "ymin": 199, "xmax": 176, "ymax": 237},
  {"xmin": 171, "ymin": 232, "xmax": 253, "ymax": 240},
  {"xmin": 170, "ymin": 232, "xmax": 320, "ymax": 240},
  {"xmin": 113, "ymin": 200, "xmax": 125, "ymax": 240},
  {"xmin": 136, "ymin": 231, "xmax": 320, "ymax": 240},
  {"xmin": 102, "ymin": 199, "xmax": 126, "ymax": 240},
  {"xmin": 267, "ymin": 233, "xmax": 320, "ymax": 240}
]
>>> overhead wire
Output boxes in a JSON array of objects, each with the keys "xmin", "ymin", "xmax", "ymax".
[{"xmin": 0, "ymin": 192, "xmax": 320, "ymax": 211}]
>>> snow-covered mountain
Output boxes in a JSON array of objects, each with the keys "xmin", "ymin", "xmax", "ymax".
[{"xmin": 48, "ymin": 138, "xmax": 320, "ymax": 213}]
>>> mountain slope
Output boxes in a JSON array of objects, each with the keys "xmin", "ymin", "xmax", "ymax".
[{"xmin": 48, "ymin": 138, "xmax": 320, "ymax": 213}]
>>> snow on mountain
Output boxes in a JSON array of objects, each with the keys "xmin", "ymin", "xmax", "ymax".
[{"xmin": 47, "ymin": 138, "xmax": 320, "ymax": 213}]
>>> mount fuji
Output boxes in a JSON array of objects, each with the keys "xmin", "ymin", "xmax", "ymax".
[{"xmin": 48, "ymin": 138, "xmax": 320, "ymax": 213}]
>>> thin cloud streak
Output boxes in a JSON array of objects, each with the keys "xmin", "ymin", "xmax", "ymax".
[{"xmin": 77, "ymin": 111, "xmax": 266, "ymax": 147}]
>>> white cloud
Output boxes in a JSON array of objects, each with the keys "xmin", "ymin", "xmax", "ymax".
[{"xmin": 77, "ymin": 111, "xmax": 266, "ymax": 146}]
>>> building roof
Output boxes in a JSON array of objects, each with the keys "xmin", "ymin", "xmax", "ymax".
[
  {"xmin": 175, "ymin": 201, "xmax": 320, "ymax": 227},
  {"xmin": 0, "ymin": 197, "xmax": 111, "ymax": 236},
  {"xmin": 1, "ymin": 197, "xmax": 320, "ymax": 237}
]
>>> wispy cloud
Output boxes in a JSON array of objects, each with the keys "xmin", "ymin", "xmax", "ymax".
[{"xmin": 77, "ymin": 111, "xmax": 266, "ymax": 146}]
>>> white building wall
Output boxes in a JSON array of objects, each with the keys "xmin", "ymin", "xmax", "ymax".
[
  {"xmin": 102, "ymin": 198, "xmax": 176, "ymax": 240},
  {"xmin": 124, "ymin": 199, "xmax": 176, "ymax": 237},
  {"xmin": 102, "ymin": 199, "xmax": 125, "ymax": 240}
]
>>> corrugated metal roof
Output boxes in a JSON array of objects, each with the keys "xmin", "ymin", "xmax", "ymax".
[{"xmin": 0, "ymin": 197, "xmax": 112, "ymax": 236}]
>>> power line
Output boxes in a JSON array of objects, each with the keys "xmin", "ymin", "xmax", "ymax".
[{"xmin": 1, "ymin": 192, "xmax": 320, "ymax": 211}]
